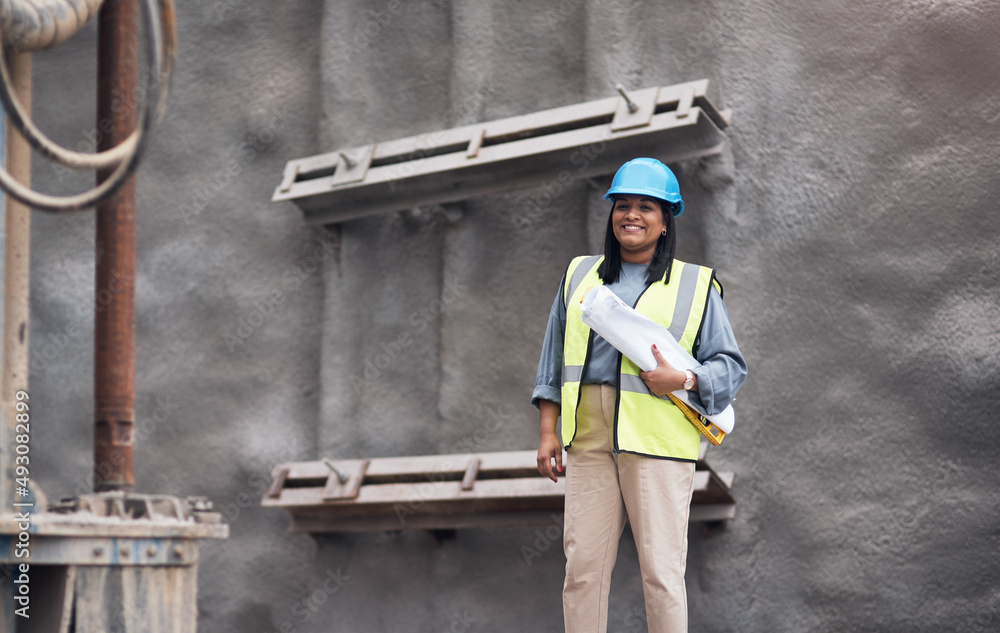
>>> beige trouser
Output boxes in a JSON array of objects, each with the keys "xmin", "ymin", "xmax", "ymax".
[{"xmin": 563, "ymin": 384, "xmax": 696, "ymax": 633}]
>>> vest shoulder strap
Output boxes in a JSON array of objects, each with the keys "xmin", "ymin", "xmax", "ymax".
[
  {"xmin": 646, "ymin": 260, "xmax": 715, "ymax": 342},
  {"xmin": 665, "ymin": 260, "xmax": 722, "ymax": 297},
  {"xmin": 563, "ymin": 255, "xmax": 602, "ymax": 309}
]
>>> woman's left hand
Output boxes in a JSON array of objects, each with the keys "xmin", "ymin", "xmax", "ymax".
[{"xmin": 639, "ymin": 344, "xmax": 688, "ymax": 396}]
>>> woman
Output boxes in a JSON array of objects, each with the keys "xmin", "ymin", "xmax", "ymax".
[{"xmin": 532, "ymin": 157, "xmax": 747, "ymax": 633}]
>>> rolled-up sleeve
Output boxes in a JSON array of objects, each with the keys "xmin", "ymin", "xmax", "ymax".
[
  {"xmin": 687, "ymin": 287, "xmax": 748, "ymax": 416},
  {"xmin": 531, "ymin": 274, "xmax": 567, "ymax": 408}
]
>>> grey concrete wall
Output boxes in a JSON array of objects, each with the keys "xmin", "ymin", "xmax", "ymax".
[{"xmin": 17, "ymin": 0, "xmax": 1000, "ymax": 631}]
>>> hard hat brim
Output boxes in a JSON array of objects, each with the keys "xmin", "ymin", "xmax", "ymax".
[{"xmin": 603, "ymin": 188, "xmax": 684, "ymax": 216}]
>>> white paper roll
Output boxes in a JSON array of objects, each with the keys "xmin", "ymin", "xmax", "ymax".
[{"xmin": 579, "ymin": 285, "xmax": 735, "ymax": 434}]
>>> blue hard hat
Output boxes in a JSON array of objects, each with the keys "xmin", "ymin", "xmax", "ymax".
[{"xmin": 603, "ymin": 157, "xmax": 684, "ymax": 216}]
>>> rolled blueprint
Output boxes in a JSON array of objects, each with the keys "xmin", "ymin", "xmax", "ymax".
[{"xmin": 579, "ymin": 285, "xmax": 735, "ymax": 434}]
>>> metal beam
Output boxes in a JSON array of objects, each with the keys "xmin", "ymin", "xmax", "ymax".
[
  {"xmin": 0, "ymin": 492, "xmax": 228, "ymax": 567},
  {"xmin": 273, "ymin": 80, "xmax": 730, "ymax": 224},
  {"xmin": 262, "ymin": 448, "xmax": 736, "ymax": 533},
  {"xmin": 0, "ymin": 535, "xmax": 199, "ymax": 566}
]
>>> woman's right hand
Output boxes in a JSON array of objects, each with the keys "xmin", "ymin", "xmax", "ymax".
[
  {"xmin": 537, "ymin": 399, "xmax": 563, "ymax": 482},
  {"xmin": 537, "ymin": 432, "xmax": 563, "ymax": 482}
]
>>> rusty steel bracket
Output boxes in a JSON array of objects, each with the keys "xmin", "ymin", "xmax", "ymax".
[
  {"xmin": 267, "ymin": 466, "xmax": 290, "ymax": 499},
  {"xmin": 329, "ymin": 145, "xmax": 375, "ymax": 187},
  {"xmin": 460, "ymin": 457, "xmax": 480, "ymax": 491},
  {"xmin": 611, "ymin": 85, "xmax": 659, "ymax": 131},
  {"xmin": 321, "ymin": 459, "xmax": 370, "ymax": 501},
  {"xmin": 465, "ymin": 127, "xmax": 486, "ymax": 159}
]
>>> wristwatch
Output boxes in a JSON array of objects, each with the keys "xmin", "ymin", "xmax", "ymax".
[{"xmin": 682, "ymin": 370, "xmax": 695, "ymax": 390}]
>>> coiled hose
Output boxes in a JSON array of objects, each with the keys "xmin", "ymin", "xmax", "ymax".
[
  {"xmin": 0, "ymin": 0, "xmax": 105, "ymax": 52},
  {"xmin": 0, "ymin": 0, "xmax": 176, "ymax": 212}
]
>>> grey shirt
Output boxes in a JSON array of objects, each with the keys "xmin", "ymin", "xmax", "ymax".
[{"xmin": 531, "ymin": 262, "xmax": 747, "ymax": 416}]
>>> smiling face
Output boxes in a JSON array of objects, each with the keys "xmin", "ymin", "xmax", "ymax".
[{"xmin": 610, "ymin": 194, "xmax": 666, "ymax": 264}]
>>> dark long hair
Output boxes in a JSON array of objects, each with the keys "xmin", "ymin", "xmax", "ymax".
[{"xmin": 597, "ymin": 198, "xmax": 679, "ymax": 285}]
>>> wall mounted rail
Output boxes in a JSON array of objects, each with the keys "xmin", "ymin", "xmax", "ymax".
[
  {"xmin": 273, "ymin": 79, "xmax": 729, "ymax": 224},
  {"xmin": 262, "ymin": 444, "xmax": 735, "ymax": 533}
]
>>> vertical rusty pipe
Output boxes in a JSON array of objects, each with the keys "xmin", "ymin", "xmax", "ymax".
[
  {"xmin": 94, "ymin": 0, "xmax": 137, "ymax": 493},
  {"xmin": 1, "ymin": 49, "xmax": 31, "ymax": 510}
]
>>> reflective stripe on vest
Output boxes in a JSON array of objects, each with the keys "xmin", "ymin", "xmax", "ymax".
[
  {"xmin": 559, "ymin": 256, "xmax": 717, "ymax": 461},
  {"xmin": 563, "ymin": 255, "xmax": 601, "ymax": 310}
]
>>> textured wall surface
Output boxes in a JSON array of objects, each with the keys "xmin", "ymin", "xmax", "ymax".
[{"xmin": 15, "ymin": 0, "xmax": 1000, "ymax": 631}]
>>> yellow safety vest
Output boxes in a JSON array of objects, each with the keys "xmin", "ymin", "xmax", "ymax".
[{"xmin": 560, "ymin": 255, "xmax": 719, "ymax": 461}]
